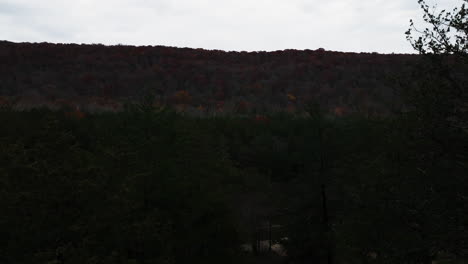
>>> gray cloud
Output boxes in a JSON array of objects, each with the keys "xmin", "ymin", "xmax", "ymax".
[
  {"xmin": 0, "ymin": 2, "xmax": 33, "ymax": 15},
  {"xmin": 0, "ymin": 0, "xmax": 463, "ymax": 53}
]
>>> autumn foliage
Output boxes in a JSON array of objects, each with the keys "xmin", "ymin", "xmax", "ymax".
[{"xmin": 0, "ymin": 41, "xmax": 428, "ymax": 116}]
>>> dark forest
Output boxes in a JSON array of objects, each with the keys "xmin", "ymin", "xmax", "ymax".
[{"xmin": 0, "ymin": 0, "xmax": 467, "ymax": 263}]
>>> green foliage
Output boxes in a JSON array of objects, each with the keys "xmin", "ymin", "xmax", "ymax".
[
  {"xmin": 0, "ymin": 108, "xmax": 241, "ymax": 264},
  {"xmin": 0, "ymin": 102, "xmax": 466, "ymax": 263}
]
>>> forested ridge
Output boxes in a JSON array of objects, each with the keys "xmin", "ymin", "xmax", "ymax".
[{"xmin": 0, "ymin": 41, "xmax": 419, "ymax": 115}]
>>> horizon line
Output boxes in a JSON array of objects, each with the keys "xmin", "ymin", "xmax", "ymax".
[{"xmin": 0, "ymin": 39, "xmax": 418, "ymax": 56}]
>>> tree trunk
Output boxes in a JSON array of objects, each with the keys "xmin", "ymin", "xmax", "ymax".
[{"xmin": 321, "ymin": 183, "xmax": 333, "ymax": 264}]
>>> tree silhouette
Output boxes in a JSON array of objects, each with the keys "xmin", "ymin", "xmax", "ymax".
[{"xmin": 406, "ymin": 0, "xmax": 467, "ymax": 57}]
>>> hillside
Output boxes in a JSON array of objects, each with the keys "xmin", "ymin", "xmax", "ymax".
[
  {"xmin": 1, "ymin": 41, "xmax": 467, "ymax": 264},
  {"xmin": 0, "ymin": 41, "xmax": 419, "ymax": 115}
]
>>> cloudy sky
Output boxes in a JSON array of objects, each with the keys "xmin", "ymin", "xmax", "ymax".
[{"xmin": 0, "ymin": 0, "xmax": 462, "ymax": 53}]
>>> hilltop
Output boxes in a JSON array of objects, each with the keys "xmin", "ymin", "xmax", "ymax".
[{"xmin": 0, "ymin": 41, "xmax": 419, "ymax": 115}]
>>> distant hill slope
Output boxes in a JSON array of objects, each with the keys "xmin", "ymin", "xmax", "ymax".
[{"xmin": 0, "ymin": 41, "xmax": 419, "ymax": 115}]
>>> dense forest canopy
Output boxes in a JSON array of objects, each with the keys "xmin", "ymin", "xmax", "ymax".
[
  {"xmin": 0, "ymin": 41, "xmax": 424, "ymax": 115},
  {"xmin": 0, "ymin": 105, "xmax": 466, "ymax": 264}
]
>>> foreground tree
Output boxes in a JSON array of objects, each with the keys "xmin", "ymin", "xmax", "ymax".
[
  {"xmin": 406, "ymin": 0, "xmax": 467, "ymax": 56},
  {"xmin": 405, "ymin": 0, "xmax": 468, "ymax": 133},
  {"xmin": 402, "ymin": 0, "xmax": 468, "ymax": 261}
]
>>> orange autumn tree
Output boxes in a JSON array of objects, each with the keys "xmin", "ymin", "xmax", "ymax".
[
  {"xmin": 287, "ymin": 93, "xmax": 297, "ymax": 102},
  {"xmin": 172, "ymin": 90, "xmax": 192, "ymax": 105},
  {"xmin": 65, "ymin": 105, "xmax": 86, "ymax": 120}
]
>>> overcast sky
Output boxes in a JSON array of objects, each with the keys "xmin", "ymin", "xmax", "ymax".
[{"xmin": 0, "ymin": 0, "xmax": 462, "ymax": 54}]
